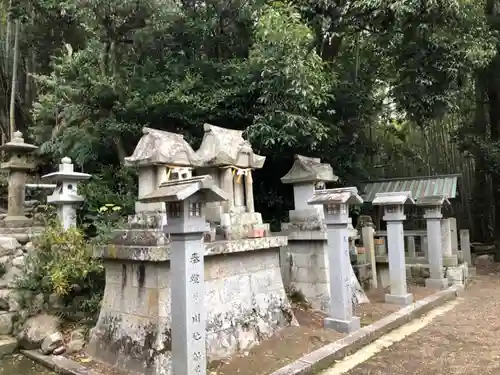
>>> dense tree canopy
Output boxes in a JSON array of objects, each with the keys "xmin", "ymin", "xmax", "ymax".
[{"xmin": 2, "ymin": 0, "xmax": 500, "ymax": 241}]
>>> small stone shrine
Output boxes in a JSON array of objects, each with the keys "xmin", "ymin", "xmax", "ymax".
[
  {"xmin": 195, "ymin": 124, "xmax": 267, "ymax": 240},
  {"xmin": 281, "ymin": 154, "xmax": 338, "ymax": 224},
  {"xmin": 280, "ymin": 155, "xmax": 337, "ymax": 310},
  {"xmin": 42, "ymin": 157, "xmax": 91, "ymax": 229},
  {"xmin": 0, "ymin": 131, "xmax": 38, "ymax": 227},
  {"xmin": 89, "ymin": 128, "xmax": 293, "ymax": 375},
  {"xmin": 124, "ymin": 127, "xmax": 200, "ymax": 216}
]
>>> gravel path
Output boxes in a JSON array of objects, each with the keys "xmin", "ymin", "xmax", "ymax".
[{"xmin": 344, "ymin": 273, "xmax": 500, "ymax": 375}]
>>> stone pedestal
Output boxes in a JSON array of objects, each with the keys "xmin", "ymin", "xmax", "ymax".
[
  {"xmin": 441, "ymin": 218, "xmax": 458, "ymax": 266},
  {"xmin": 308, "ymin": 187, "xmax": 362, "ymax": 333},
  {"xmin": 385, "ymin": 220, "xmax": 413, "ymax": 305},
  {"xmin": 245, "ymin": 172, "xmax": 254, "ymax": 213},
  {"xmin": 460, "ymin": 229, "xmax": 472, "ymax": 266},
  {"xmin": 373, "ymin": 192, "xmax": 414, "ymax": 306},
  {"xmin": 424, "ymin": 215, "xmax": 448, "ymax": 289},
  {"xmin": 407, "ymin": 236, "xmax": 416, "ymax": 258},
  {"xmin": 0, "ymin": 131, "xmax": 38, "ymax": 226},
  {"xmin": 361, "ymin": 220, "xmax": 377, "ymax": 289},
  {"xmin": 42, "ymin": 157, "xmax": 91, "ymax": 229},
  {"xmin": 89, "ymin": 177, "xmax": 293, "ymax": 375}
]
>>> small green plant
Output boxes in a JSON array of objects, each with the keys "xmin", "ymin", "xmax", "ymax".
[{"xmin": 18, "ymin": 221, "xmax": 105, "ymax": 302}]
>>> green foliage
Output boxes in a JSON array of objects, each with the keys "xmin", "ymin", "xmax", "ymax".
[
  {"xmin": 17, "ymin": 222, "xmax": 104, "ymax": 311},
  {"xmin": 78, "ymin": 165, "xmax": 136, "ymax": 217},
  {"xmin": 246, "ymin": 3, "xmax": 332, "ymax": 151},
  {"xmin": 6, "ymin": 0, "xmax": 500, "ymax": 240}
]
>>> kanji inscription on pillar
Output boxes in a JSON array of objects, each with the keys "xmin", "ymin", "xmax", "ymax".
[{"xmin": 186, "ymin": 247, "xmax": 206, "ymax": 375}]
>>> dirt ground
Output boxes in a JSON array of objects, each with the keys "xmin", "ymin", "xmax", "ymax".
[
  {"xmin": 209, "ymin": 284, "xmax": 434, "ymax": 375},
  {"xmin": 340, "ymin": 264, "xmax": 500, "ymax": 375},
  {"xmin": 62, "ymin": 283, "xmax": 437, "ymax": 375}
]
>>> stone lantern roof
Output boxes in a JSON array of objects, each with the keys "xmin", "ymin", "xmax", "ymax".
[
  {"xmin": 281, "ymin": 155, "xmax": 338, "ymax": 185},
  {"xmin": 415, "ymin": 195, "xmax": 450, "ymax": 207},
  {"xmin": 195, "ymin": 124, "xmax": 265, "ymax": 169},
  {"xmin": 140, "ymin": 175, "xmax": 228, "ymax": 203},
  {"xmin": 372, "ymin": 191, "xmax": 414, "ymax": 206},
  {"xmin": 307, "ymin": 187, "xmax": 363, "ymax": 205},
  {"xmin": 124, "ymin": 127, "xmax": 200, "ymax": 167}
]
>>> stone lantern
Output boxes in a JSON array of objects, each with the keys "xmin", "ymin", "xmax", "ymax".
[
  {"xmin": 140, "ymin": 175, "xmax": 227, "ymax": 375},
  {"xmin": 372, "ymin": 191, "xmax": 414, "ymax": 305},
  {"xmin": 416, "ymin": 195, "xmax": 450, "ymax": 289},
  {"xmin": 42, "ymin": 157, "xmax": 91, "ymax": 229},
  {"xmin": 281, "ymin": 154, "xmax": 338, "ymax": 221},
  {"xmin": 307, "ymin": 187, "xmax": 363, "ymax": 333},
  {"xmin": 0, "ymin": 131, "xmax": 38, "ymax": 226}
]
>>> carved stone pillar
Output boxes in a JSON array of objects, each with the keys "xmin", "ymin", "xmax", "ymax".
[{"xmin": 245, "ymin": 171, "xmax": 254, "ymax": 213}]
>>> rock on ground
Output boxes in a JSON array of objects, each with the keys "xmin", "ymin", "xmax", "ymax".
[
  {"xmin": 41, "ymin": 332, "xmax": 64, "ymax": 355},
  {"xmin": 17, "ymin": 314, "xmax": 61, "ymax": 350},
  {"xmin": 66, "ymin": 328, "xmax": 86, "ymax": 354}
]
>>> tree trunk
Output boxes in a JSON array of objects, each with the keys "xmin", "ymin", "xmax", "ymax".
[
  {"xmin": 9, "ymin": 19, "xmax": 19, "ymax": 139},
  {"xmin": 4, "ymin": 0, "xmax": 12, "ymax": 72}
]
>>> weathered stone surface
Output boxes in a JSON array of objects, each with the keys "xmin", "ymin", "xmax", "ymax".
[
  {"xmin": 0, "ymin": 336, "xmax": 17, "ymax": 357},
  {"xmin": 52, "ymin": 345, "xmax": 66, "ymax": 355},
  {"xmin": 41, "ymin": 331, "xmax": 64, "ymax": 355},
  {"xmin": 0, "ymin": 291, "xmax": 9, "ymax": 311},
  {"xmin": 12, "ymin": 256, "xmax": 24, "ymax": 268},
  {"xmin": 0, "ymin": 237, "xmax": 20, "ymax": 256},
  {"xmin": 88, "ymin": 244, "xmax": 296, "ymax": 375},
  {"xmin": 17, "ymin": 314, "xmax": 60, "ymax": 350},
  {"xmin": 0, "ymin": 312, "xmax": 14, "ymax": 335},
  {"xmin": 23, "ymin": 242, "xmax": 34, "ymax": 253},
  {"xmin": 48, "ymin": 293, "xmax": 64, "ymax": 309},
  {"xmin": 475, "ymin": 254, "xmax": 494, "ymax": 269},
  {"xmin": 66, "ymin": 329, "xmax": 86, "ymax": 354},
  {"xmin": 0, "ymin": 267, "xmax": 22, "ymax": 288}
]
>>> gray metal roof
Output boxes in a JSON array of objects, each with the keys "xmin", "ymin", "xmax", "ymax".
[{"xmin": 360, "ymin": 174, "xmax": 460, "ymax": 203}]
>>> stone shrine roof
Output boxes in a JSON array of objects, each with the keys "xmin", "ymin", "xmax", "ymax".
[
  {"xmin": 372, "ymin": 191, "xmax": 414, "ymax": 205},
  {"xmin": 124, "ymin": 127, "xmax": 200, "ymax": 167},
  {"xmin": 281, "ymin": 155, "xmax": 338, "ymax": 184},
  {"xmin": 195, "ymin": 124, "xmax": 266, "ymax": 169},
  {"xmin": 140, "ymin": 175, "xmax": 228, "ymax": 203},
  {"xmin": 307, "ymin": 187, "xmax": 363, "ymax": 205}
]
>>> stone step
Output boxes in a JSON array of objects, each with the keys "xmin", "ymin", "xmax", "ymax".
[{"xmin": 0, "ymin": 336, "xmax": 17, "ymax": 358}]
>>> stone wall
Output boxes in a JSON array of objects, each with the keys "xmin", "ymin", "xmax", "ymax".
[
  {"xmin": 0, "ymin": 236, "xmax": 36, "ymax": 335},
  {"xmin": 0, "ymin": 234, "xmax": 71, "ymax": 337}
]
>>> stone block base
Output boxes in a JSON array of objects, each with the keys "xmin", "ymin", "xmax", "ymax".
[
  {"xmin": 324, "ymin": 316, "xmax": 360, "ymax": 333},
  {"xmin": 468, "ymin": 267, "xmax": 476, "ymax": 277},
  {"xmin": 442, "ymin": 255, "xmax": 458, "ymax": 267},
  {"xmin": 89, "ymin": 237, "xmax": 295, "ymax": 375},
  {"xmin": 385, "ymin": 293, "xmax": 413, "ymax": 306},
  {"xmin": 425, "ymin": 278, "xmax": 449, "ymax": 290}
]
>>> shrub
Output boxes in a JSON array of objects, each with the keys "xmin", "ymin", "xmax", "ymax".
[{"xmin": 17, "ymin": 221, "xmax": 105, "ymax": 310}]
